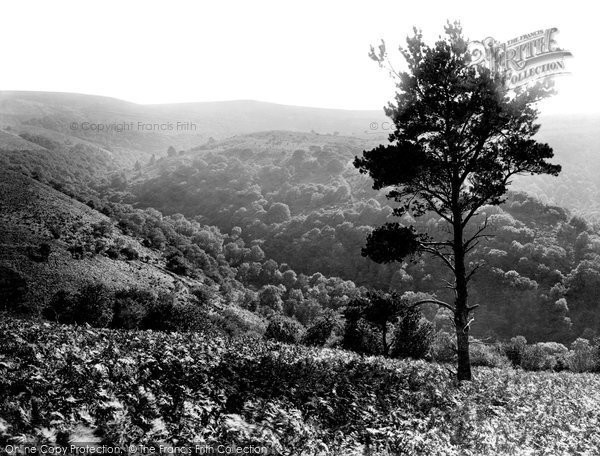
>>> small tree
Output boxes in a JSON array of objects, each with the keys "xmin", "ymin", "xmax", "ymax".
[
  {"xmin": 354, "ymin": 22, "xmax": 560, "ymax": 380},
  {"xmin": 361, "ymin": 290, "xmax": 403, "ymax": 355},
  {"xmin": 343, "ymin": 290, "xmax": 404, "ymax": 356},
  {"xmin": 264, "ymin": 315, "xmax": 304, "ymax": 344},
  {"xmin": 303, "ymin": 310, "xmax": 342, "ymax": 346},
  {"xmin": 390, "ymin": 307, "xmax": 433, "ymax": 359}
]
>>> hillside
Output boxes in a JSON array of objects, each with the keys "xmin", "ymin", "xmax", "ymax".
[
  {"xmin": 0, "ymin": 168, "xmax": 193, "ymax": 307},
  {"xmin": 128, "ymin": 129, "xmax": 600, "ymax": 343}
]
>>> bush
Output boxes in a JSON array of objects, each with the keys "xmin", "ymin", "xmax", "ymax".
[
  {"xmin": 517, "ymin": 342, "xmax": 569, "ymax": 371},
  {"xmin": 211, "ymin": 307, "xmax": 266, "ymax": 339},
  {"xmin": 112, "ymin": 288, "xmax": 154, "ymax": 329},
  {"xmin": 390, "ymin": 311, "xmax": 433, "ymax": 360},
  {"xmin": 469, "ymin": 342, "xmax": 510, "ymax": 368},
  {"xmin": 190, "ymin": 285, "xmax": 215, "ymax": 306},
  {"xmin": 67, "ymin": 244, "xmax": 86, "ymax": 259},
  {"xmin": 142, "ymin": 292, "xmax": 177, "ymax": 331},
  {"xmin": 566, "ymin": 338, "xmax": 597, "ymax": 373},
  {"xmin": 264, "ymin": 315, "xmax": 304, "ymax": 344},
  {"xmin": 521, "ymin": 345, "xmax": 548, "ymax": 371},
  {"xmin": 120, "ymin": 246, "xmax": 139, "ymax": 261},
  {"xmin": 45, "ymin": 283, "xmax": 113, "ymax": 327},
  {"xmin": 171, "ymin": 301, "xmax": 211, "ymax": 331},
  {"xmin": 303, "ymin": 311, "xmax": 341, "ymax": 347},
  {"xmin": 105, "ymin": 244, "xmax": 121, "ymax": 259},
  {"xmin": 520, "ymin": 343, "xmax": 566, "ymax": 371},
  {"xmin": 538, "ymin": 342, "xmax": 569, "ymax": 371},
  {"xmin": 504, "ymin": 335, "xmax": 527, "ymax": 366},
  {"xmin": 38, "ymin": 243, "xmax": 51, "ymax": 262},
  {"xmin": 73, "ymin": 282, "xmax": 114, "ymax": 327},
  {"xmin": 165, "ymin": 251, "xmax": 192, "ymax": 276},
  {"xmin": 92, "ymin": 220, "xmax": 113, "ymax": 237},
  {"xmin": 430, "ymin": 331, "xmax": 455, "ymax": 363},
  {"xmin": 0, "ymin": 267, "xmax": 28, "ymax": 311},
  {"xmin": 341, "ymin": 317, "xmax": 382, "ymax": 355},
  {"xmin": 43, "ymin": 290, "xmax": 77, "ymax": 323}
]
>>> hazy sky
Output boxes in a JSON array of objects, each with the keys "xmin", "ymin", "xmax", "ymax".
[{"xmin": 2, "ymin": 0, "xmax": 596, "ymax": 114}]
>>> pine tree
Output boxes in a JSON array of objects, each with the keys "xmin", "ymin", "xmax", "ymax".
[{"xmin": 354, "ymin": 22, "xmax": 561, "ymax": 380}]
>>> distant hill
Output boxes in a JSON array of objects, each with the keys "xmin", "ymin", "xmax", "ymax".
[
  {"xmin": 0, "ymin": 91, "xmax": 387, "ymax": 161},
  {"xmin": 1, "ymin": 91, "xmax": 599, "ymax": 219}
]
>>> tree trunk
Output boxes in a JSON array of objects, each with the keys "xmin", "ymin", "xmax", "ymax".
[
  {"xmin": 453, "ymin": 207, "xmax": 472, "ymax": 381},
  {"xmin": 455, "ymin": 307, "xmax": 472, "ymax": 381}
]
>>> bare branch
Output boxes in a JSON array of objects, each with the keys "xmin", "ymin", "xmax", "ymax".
[
  {"xmin": 421, "ymin": 245, "xmax": 456, "ymax": 273},
  {"xmin": 466, "ymin": 263, "xmax": 484, "ymax": 282},
  {"xmin": 463, "ymin": 317, "xmax": 475, "ymax": 333},
  {"xmin": 408, "ymin": 299, "xmax": 455, "ymax": 313},
  {"xmin": 442, "ymin": 278, "xmax": 456, "ymax": 290},
  {"xmin": 467, "ymin": 304, "xmax": 479, "ymax": 313}
]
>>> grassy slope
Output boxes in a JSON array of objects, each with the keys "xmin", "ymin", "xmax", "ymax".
[
  {"xmin": 0, "ymin": 130, "xmax": 46, "ymax": 152},
  {"xmin": 1, "ymin": 316, "xmax": 599, "ymax": 455},
  {"xmin": 0, "ymin": 168, "xmax": 194, "ymax": 306}
]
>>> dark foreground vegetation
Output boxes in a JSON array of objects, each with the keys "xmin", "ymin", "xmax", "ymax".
[{"xmin": 1, "ymin": 316, "xmax": 600, "ymax": 455}]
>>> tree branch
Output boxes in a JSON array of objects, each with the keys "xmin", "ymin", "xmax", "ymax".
[
  {"xmin": 421, "ymin": 245, "xmax": 456, "ymax": 273},
  {"xmin": 467, "ymin": 304, "xmax": 479, "ymax": 313},
  {"xmin": 408, "ymin": 299, "xmax": 455, "ymax": 313},
  {"xmin": 463, "ymin": 317, "xmax": 475, "ymax": 333}
]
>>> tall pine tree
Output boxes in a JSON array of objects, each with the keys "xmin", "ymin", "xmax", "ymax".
[{"xmin": 354, "ymin": 22, "xmax": 561, "ymax": 380}]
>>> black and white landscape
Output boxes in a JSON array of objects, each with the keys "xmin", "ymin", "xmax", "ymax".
[{"xmin": 1, "ymin": 1, "xmax": 600, "ymax": 455}]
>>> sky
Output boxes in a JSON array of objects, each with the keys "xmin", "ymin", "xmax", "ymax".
[{"xmin": 1, "ymin": 0, "xmax": 596, "ymax": 115}]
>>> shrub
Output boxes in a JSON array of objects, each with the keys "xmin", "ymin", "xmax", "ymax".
[
  {"xmin": 92, "ymin": 220, "xmax": 113, "ymax": 237},
  {"xmin": 518, "ymin": 342, "xmax": 569, "ymax": 371},
  {"xmin": 430, "ymin": 331, "xmax": 456, "ymax": 363},
  {"xmin": 342, "ymin": 316, "xmax": 382, "ymax": 355},
  {"xmin": 94, "ymin": 239, "xmax": 108, "ymax": 255},
  {"xmin": 519, "ymin": 343, "xmax": 561, "ymax": 371},
  {"xmin": 67, "ymin": 244, "xmax": 86, "ymax": 259},
  {"xmin": 0, "ymin": 267, "xmax": 28, "ymax": 311},
  {"xmin": 258, "ymin": 285, "xmax": 285, "ymax": 314},
  {"xmin": 390, "ymin": 311, "xmax": 433, "ymax": 360},
  {"xmin": 212, "ymin": 307, "xmax": 266, "ymax": 339},
  {"xmin": 45, "ymin": 283, "xmax": 113, "ymax": 327},
  {"xmin": 293, "ymin": 298, "xmax": 321, "ymax": 326},
  {"xmin": 38, "ymin": 243, "xmax": 51, "ymax": 262},
  {"xmin": 105, "ymin": 244, "xmax": 121, "ymax": 259},
  {"xmin": 165, "ymin": 250, "xmax": 192, "ymax": 276},
  {"xmin": 142, "ymin": 292, "xmax": 177, "ymax": 330},
  {"xmin": 538, "ymin": 342, "xmax": 569, "ymax": 371},
  {"xmin": 566, "ymin": 338, "xmax": 597, "ymax": 373},
  {"xmin": 303, "ymin": 311, "xmax": 342, "ymax": 347},
  {"xmin": 264, "ymin": 315, "xmax": 304, "ymax": 344},
  {"xmin": 504, "ymin": 335, "xmax": 527, "ymax": 366},
  {"xmin": 120, "ymin": 246, "xmax": 139, "ymax": 261},
  {"xmin": 43, "ymin": 290, "xmax": 77, "ymax": 323},
  {"xmin": 171, "ymin": 301, "xmax": 211, "ymax": 331},
  {"xmin": 469, "ymin": 342, "xmax": 510, "ymax": 368},
  {"xmin": 73, "ymin": 282, "xmax": 114, "ymax": 327},
  {"xmin": 112, "ymin": 288, "xmax": 154, "ymax": 329},
  {"xmin": 190, "ymin": 285, "xmax": 215, "ymax": 306},
  {"xmin": 521, "ymin": 345, "xmax": 548, "ymax": 371}
]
